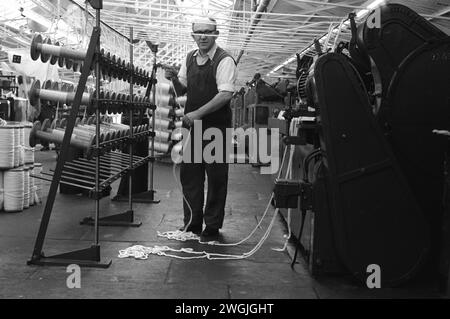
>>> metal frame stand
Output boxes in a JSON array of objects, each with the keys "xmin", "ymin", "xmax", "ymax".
[
  {"xmin": 113, "ymin": 43, "xmax": 160, "ymax": 204},
  {"xmin": 81, "ymin": 26, "xmax": 142, "ymax": 227},
  {"xmin": 28, "ymin": 1, "xmax": 111, "ymax": 268}
]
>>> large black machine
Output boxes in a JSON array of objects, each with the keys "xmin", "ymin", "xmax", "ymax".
[{"xmin": 274, "ymin": 3, "xmax": 450, "ymax": 289}]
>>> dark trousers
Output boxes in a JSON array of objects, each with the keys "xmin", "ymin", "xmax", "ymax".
[
  {"xmin": 180, "ymin": 124, "xmax": 229, "ymax": 229},
  {"xmin": 180, "ymin": 162, "xmax": 228, "ymax": 229}
]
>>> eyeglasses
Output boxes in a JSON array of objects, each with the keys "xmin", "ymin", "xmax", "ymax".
[{"xmin": 192, "ymin": 30, "xmax": 217, "ymax": 36}]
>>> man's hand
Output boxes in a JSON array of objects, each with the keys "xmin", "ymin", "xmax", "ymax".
[
  {"xmin": 164, "ymin": 66, "xmax": 178, "ymax": 81},
  {"xmin": 182, "ymin": 111, "xmax": 201, "ymax": 128}
]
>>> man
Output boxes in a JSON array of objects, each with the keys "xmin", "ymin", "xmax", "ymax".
[{"xmin": 165, "ymin": 16, "xmax": 237, "ymax": 240}]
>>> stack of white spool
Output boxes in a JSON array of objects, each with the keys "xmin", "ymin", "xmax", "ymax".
[
  {"xmin": 3, "ymin": 167, "xmax": 24, "ymax": 212},
  {"xmin": 0, "ymin": 121, "xmax": 39, "ymax": 212},
  {"xmin": 0, "ymin": 125, "xmax": 15, "ymax": 169},
  {"xmin": 151, "ymin": 80, "xmax": 185, "ymax": 155}
]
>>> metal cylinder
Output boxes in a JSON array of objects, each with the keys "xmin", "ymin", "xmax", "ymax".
[
  {"xmin": 30, "ymin": 34, "xmax": 86, "ymax": 62},
  {"xmin": 28, "ymin": 80, "xmax": 92, "ymax": 107},
  {"xmin": 29, "ymin": 120, "xmax": 97, "ymax": 152}
]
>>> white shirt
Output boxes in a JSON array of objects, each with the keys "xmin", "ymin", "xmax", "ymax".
[{"xmin": 178, "ymin": 43, "xmax": 236, "ymax": 93}]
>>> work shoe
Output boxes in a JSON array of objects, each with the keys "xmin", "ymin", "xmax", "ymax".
[
  {"xmin": 201, "ymin": 226, "xmax": 219, "ymax": 239},
  {"xmin": 179, "ymin": 224, "xmax": 202, "ymax": 235}
]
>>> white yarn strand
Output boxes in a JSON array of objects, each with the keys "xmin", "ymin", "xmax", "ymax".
[{"xmin": 120, "ymin": 146, "xmax": 290, "ymax": 261}]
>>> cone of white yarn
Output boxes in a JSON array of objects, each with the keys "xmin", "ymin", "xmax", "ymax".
[
  {"xmin": 0, "ymin": 126, "xmax": 15, "ymax": 169},
  {"xmin": 4, "ymin": 167, "xmax": 24, "ymax": 212}
]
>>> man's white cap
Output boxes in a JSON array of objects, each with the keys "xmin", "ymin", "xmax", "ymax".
[{"xmin": 192, "ymin": 16, "xmax": 217, "ymax": 29}]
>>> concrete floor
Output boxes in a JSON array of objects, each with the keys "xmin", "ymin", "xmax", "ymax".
[{"xmin": 0, "ymin": 149, "xmax": 448, "ymax": 299}]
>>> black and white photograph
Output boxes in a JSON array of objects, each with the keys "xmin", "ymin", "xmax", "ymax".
[{"xmin": 0, "ymin": 0, "xmax": 449, "ymax": 307}]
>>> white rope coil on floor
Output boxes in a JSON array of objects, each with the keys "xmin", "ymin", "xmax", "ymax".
[
  {"xmin": 118, "ymin": 244, "xmax": 209, "ymax": 260},
  {"xmin": 119, "ymin": 145, "xmax": 291, "ymax": 261},
  {"xmin": 0, "ymin": 126, "xmax": 15, "ymax": 169},
  {"xmin": 4, "ymin": 167, "xmax": 24, "ymax": 212}
]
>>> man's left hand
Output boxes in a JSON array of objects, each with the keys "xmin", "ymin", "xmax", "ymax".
[{"xmin": 183, "ymin": 111, "xmax": 201, "ymax": 127}]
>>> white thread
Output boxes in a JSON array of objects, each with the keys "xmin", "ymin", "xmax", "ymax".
[
  {"xmin": 154, "ymin": 130, "xmax": 171, "ymax": 142},
  {"xmin": 19, "ymin": 146, "xmax": 24, "ymax": 166},
  {"xmin": 32, "ymin": 163, "xmax": 43, "ymax": 204},
  {"xmin": 14, "ymin": 125, "xmax": 19, "ymax": 167},
  {"xmin": 18, "ymin": 125, "xmax": 24, "ymax": 167},
  {"xmin": 23, "ymin": 122, "xmax": 33, "ymax": 148},
  {"xmin": 156, "ymin": 82, "xmax": 171, "ymax": 97},
  {"xmin": 120, "ymin": 146, "xmax": 290, "ymax": 260},
  {"xmin": 176, "ymin": 96, "xmax": 187, "ymax": 107},
  {"xmin": 19, "ymin": 125, "xmax": 24, "ymax": 147},
  {"xmin": 157, "ymin": 95, "xmax": 170, "ymax": 109},
  {"xmin": 24, "ymin": 147, "xmax": 35, "ymax": 164},
  {"xmin": 175, "ymin": 108, "xmax": 184, "ymax": 117},
  {"xmin": 29, "ymin": 164, "xmax": 35, "ymax": 206},
  {"xmin": 151, "ymin": 141, "xmax": 171, "ymax": 153},
  {"xmin": 0, "ymin": 171, "xmax": 3, "ymax": 210},
  {"xmin": 150, "ymin": 118, "xmax": 171, "ymax": 130},
  {"xmin": 23, "ymin": 166, "xmax": 30, "ymax": 209},
  {"xmin": 4, "ymin": 167, "xmax": 24, "ymax": 212},
  {"xmin": 0, "ymin": 126, "xmax": 15, "ymax": 169},
  {"xmin": 156, "ymin": 106, "xmax": 171, "ymax": 118}
]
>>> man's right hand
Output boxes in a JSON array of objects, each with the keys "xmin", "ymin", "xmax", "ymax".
[{"xmin": 164, "ymin": 66, "xmax": 178, "ymax": 81}]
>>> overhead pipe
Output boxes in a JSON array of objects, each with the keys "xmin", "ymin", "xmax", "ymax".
[{"xmin": 235, "ymin": 0, "xmax": 271, "ymax": 65}]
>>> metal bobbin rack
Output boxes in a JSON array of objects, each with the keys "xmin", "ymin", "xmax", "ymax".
[{"xmin": 27, "ymin": 0, "xmax": 159, "ymax": 268}]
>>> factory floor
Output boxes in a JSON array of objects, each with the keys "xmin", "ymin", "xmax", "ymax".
[{"xmin": 0, "ymin": 149, "xmax": 448, "ymax": 300}]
